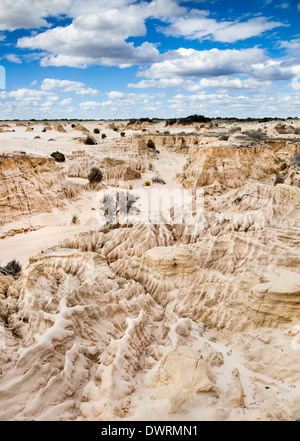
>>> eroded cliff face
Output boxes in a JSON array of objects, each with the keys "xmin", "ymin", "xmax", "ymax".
[
  {"xmin": 0, "ymin": 129, "xmax": 299, "ymax": 421},
  {"xmin": 0, "ymin": 156, "xmax": 80, "ymax": 226},
  {"xmin": 179, "ymin": 141, "xmax": 300, "ymax": 190}
]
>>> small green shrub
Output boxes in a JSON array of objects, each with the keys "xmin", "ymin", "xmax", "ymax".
[
  {"xmin": 147, "ymin": 139, "xmax": 156, "ymax": 150},
  {"xmin": 50, "ymin": 151, "xmax": 65, "ymax": 162},
  {"xmin": 84, "ymin": 135, "xmax": 97, "ymax": 145},
  {"xmin": 88, "ymin": 167, "xmax": 103, "ymax": 183},
  {"xmin": 102, "ymin": 133, "xmax": 107, "ymax": 139},
  {"xmin": 94, "ymin": 128, "xmax": 100, "ymax": 134},
  {"xmin": 72, "ymin": 213, "xmax": 79, "ymax": 224}
]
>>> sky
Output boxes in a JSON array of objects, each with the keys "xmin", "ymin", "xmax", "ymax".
[{"xmin": 0, "ymin": 0, "xmax": 299, "ymax": 119}]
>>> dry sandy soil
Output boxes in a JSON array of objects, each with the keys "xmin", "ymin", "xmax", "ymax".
[{"xmin": 0, "ymin": 118, "xmax": 299, "ymax": 421}]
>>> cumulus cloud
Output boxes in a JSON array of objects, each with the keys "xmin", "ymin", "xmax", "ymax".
[
  {"xmin": 17, "ymin": 4, "xmax": 160, "ymax": 67},
  {"xmin": 0, "ymin": 88, "xmax": 47, "ymax": 101},
  {"xmin": 0, "ymin": 0, "xmax": 72, "ymax": 31},
  {"xmin": 41, "ymin": 79, "xmax": 99, "ymax": 95},
  {"xmin": 137, "ymin": 47, "xmax": 300, "ymax": 82},
  {"xmin": 13, "ymin": 0, "xmax": 287, "ymax": 68}
]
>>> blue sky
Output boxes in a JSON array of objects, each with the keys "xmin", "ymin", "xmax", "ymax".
[{"xmin": 0, "ymin": 0, "xmax": 299, "ymax": 119}]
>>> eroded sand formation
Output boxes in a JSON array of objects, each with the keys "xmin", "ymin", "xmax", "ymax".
[{"xmin": 0, "ymin": 119, "xmax": 299, "ymax": 421}]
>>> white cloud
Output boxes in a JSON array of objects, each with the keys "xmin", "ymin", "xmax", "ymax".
[
  {"xmin": 60, "ymin": 98, "xmax": 72, "ymax": 105},
  {"xmin": 160, "ymin": 12, "xmax": 286, "ymax": 43},
  {"xmin": 107, "ymin": 91, "xmax": 126, "ymax": 100},
  {"xmin": 41, "ymin": 79, "xmax": 99, "ymax": 95},
  {"xmin": 275, "ymin": 2, "xmax": 290, "ymax": 8},
  {"xmin": 138, "ymin": 47, "xmax": 299, "ymax": 82},
  {"xmin": 17, "ymin": 4, "xmax": 160, "ymax": 68},
  {"xmin": 0, "ymin": 88, "xmax": 47, "ymax": 101},
  {"xmin": 2, "ymin": 54, "xmax": 22, "ymax": 64},
  {"xmin": 0, "ymin": 0, "xmax": 72, "ymax": 31},
  {"xmin": 12, "ymin": 0, "xmax": 287, "ymax": 68},
  {"xmin": 129, "ymin": 76, "xmax": 272, "ymax": 91},
  {"xmin": 139, "ymin": 47, "xmax": 265, "ymax": 78},
  {"xmin": 79, "ymin": 101, "xmax": 101, "ymax": 110}
]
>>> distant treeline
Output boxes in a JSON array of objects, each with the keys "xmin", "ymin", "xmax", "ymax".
[{"xmin": 0, "ymin": 115, "xmax": 299, "ymax": 123}]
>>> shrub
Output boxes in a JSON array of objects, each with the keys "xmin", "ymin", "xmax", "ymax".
[
  {"xmin": 94, "ymin": 128, "xmax": 100, "ymax": 134},
  {"xmin": 274, "ymin": 174, "xmax": 285, "ymax": 185},
  {"xmin": 152, "ymin": 175, "xmax": 166, "ymax": 184},
  {"xmin": 72, "ymin": 213, "xmax": 79, "ymax": 224},
  {"xmin": 144, "ymin": 179, "xmax": 151, "ymax": 186},
  {"xmin": 50, "ymin": 151, "xmax": 65, "ymax": 162},
  {"xmin": 84, "ymin": 135, "xmax": 97, "ymax": 145},
  {"xmin": 149, "ymin": 163, "xmax": 153, "ymax": 170},
  {"xmin": 102, "ymin": 133, "xmax": 107, "ymax": 139},
  {"xmin": 113, "ymin": 127, "xmax": 118, "ymax": 132},
  {"xmin": 147, "ymin": 139, "xmax": 156, "ymax": 150},
  {"xmin": 71, "ymin": 123, "xmax": 76, "ymax": 128},
  {"xmin": 0, "ymin": 260, "xmax": 22, "ymax": 278},
  {"xmin": 120, "ymin": 132, "xmax": 125, "ymax": 137},
  {"xmin": 88, "ymin": 167, "xmax": 103, "ymax": 183},
  {"xmin": 291, "ymin": 152, "xmax": 300, "ymax": 166}
]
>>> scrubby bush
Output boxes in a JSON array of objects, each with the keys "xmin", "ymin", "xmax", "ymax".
[
  {"xmin": 94, "ymin": 128, "xmax": 100, "ymax": 134},
  {"xmin": 291, "ymin": 152, "xmax": 300, "ymax": 166},
  {"xmin": 144, "ymin": 180, "xmax": 151, "ymax": 186},
  {"xmin": 274, "ymin": 173, "xmax": 285, "ymax": 186},
  {"xmin": 50, "ymin": 151, "xmax": 65, "ymax": 162},
  {"xmin": 88, "ymin": 167, "xmax": 103, "ymax": 183},
  {"xmin": 0, "ymin": 260, "xmax": 22, "ymax": 278},
  {"xmin": 120, "ymin": 132, "xmax": 125, "ymax": 137},
  {"xmin": 84, "ymin": 134, "xmax": 97, "ymax": 145},
  {"xmin": 71, "ymin": 123, "xmax": 76, "ymax": 128},
  {"xmin": 147, "ymin": 139, "xmax": 156, "ymax": 150},
  {"xmin": 102, "ymin": 133, "xmax": 107, "ymax": 139},
  {"xmin": 152, "ymin": 175, "xmax": 166, "ymax": 184}
]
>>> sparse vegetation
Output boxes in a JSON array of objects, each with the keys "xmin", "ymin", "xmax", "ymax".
[
  {"xmin": 152, "ymin": 175, "xmax": 166, "ymax": 184},
  {"xmin": 144, "ymin": 180, "xmax": 151, "ymax": 186},
  {"xmin": 102, "ymin": 133, "xmax": 107, "ymax": 139},
  {"xmin": 72, "ymin": 213, "xmax": 79, "ymax": 224},
  {"xmin": 147, "ymin": 139, "xmax": 156, "ymax": 150},
  {"xmin": 165, "ymin": 114, "xmax": 210, "ymax": 127},
  {"xmin": 88, "ymin": 167, "xmax": 103, "ymax": 183},
  {"xmin": 84, "ymin": 134, "xmax": 97, "ymax": 145},
  {"xmin": 50, "ymin": 151, "xmax": 65, "ymax": 162},
  {"xmin": 94, "ymin": 128, "xmax": 100, "ymax": 134},
  {"xmin": 274, "ymin": 173, "xmax": 285, "ymax": 185},
  {"xmin": 0, "ymin": 260, "xmax": 22, "ymax": 278}
]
